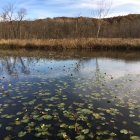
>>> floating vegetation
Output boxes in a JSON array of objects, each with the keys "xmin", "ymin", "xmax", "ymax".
[{"xmin": 0, "ymin": 51, "xmax": 140, "ymax": 139}]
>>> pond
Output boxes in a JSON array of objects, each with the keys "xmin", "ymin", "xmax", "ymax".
[{"xmin": 0, "ymin": 50, "xmax": 140, "ymax": 140}]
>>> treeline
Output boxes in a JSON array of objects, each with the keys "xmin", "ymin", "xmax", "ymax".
[{"xmin": 0, "ymin": 14, "xmax": 140, "ymax": 39}]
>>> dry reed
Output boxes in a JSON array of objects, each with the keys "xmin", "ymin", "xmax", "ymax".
[{"xmin": 0, "ymin": 38, "xmax": 140, "ymax": 50}]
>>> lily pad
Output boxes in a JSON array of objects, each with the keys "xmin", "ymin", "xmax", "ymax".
[
  {"xmin": 120, "ymin": 129, "xmax": 129, "ymax": 134},
  {"xmin": 18, "ymin": 131, "xmax": 27, "ymax": 137}
]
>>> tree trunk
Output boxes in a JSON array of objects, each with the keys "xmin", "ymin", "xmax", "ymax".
[{"xmin": 96, "ymin": 20, "xmax": 102, "ymax": 38}]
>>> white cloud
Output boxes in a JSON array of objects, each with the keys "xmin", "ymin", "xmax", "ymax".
[{"xmin": 0, "ymin": 0, "xmax": 140, "ymax": 18}]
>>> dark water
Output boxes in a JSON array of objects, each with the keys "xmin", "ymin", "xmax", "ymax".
[{"xmin": 0, "ymin": 50, "xmax": 140, "ymax": 140}]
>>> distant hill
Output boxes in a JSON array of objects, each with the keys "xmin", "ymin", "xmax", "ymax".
[
  {"xmin": 0, "ymin": 14, "xmax": 140, "ymax": 39},
  {"xmin": 36, "ymin": 14, "xmax": 140, "ymax": 23}
]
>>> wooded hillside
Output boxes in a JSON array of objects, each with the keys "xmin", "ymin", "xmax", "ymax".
[{"xmin": 0, "ymin": 14, "xmax": 140, "ymax": 39}]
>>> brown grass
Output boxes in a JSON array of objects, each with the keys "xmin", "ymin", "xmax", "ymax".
[
  {"xmin": 0, "ymin": 49, "xmax": 140, "ymax": 61},
  {"xmin": 0, "ymin": 38, "xmax": 140, "ymax": 50}
]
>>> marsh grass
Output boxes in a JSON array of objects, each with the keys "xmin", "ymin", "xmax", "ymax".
[
  {"xmin": 0, "ymin": 49, "xmax": 140, "ymax": 61},
  {"xmin": 0, "ymin": 38, "xmax": 140, "ymax": 50}
]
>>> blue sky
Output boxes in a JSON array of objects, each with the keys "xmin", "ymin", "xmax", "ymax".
[{"xmin": 0, "ymin": 0, "xmax": 140, "ymax": 19}]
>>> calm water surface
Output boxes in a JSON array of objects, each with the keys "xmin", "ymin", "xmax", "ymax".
[{"xmin": 0, "ymin": 50, "xmax": 140, "ymax": 140}]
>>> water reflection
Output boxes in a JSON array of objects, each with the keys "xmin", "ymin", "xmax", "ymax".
[
  {"xmin": 0, "ymin": 50, "xmax": 140, "ymax": 140},
  {"xmin": 0, "ymin": 57, "xmax": 30, "ymax": 77},
  {"xmin": 0, "ymin": 51, "xmax": 140, "ymax": 80},
  {"xmin": 0, "ymin": 51, "xmax": 140, "ymax": 100}
]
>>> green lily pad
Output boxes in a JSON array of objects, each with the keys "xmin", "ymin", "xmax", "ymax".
[
  {"xmin": 42, "ymin": 115, "xmax": 52, "ymax": 120},
  {"xmin": 120, "ymin": 129, "xmax": 129, "ymax": 134},
  {"xmin": 81, "ymin": 129, "xmax": 89, "ymax": 134},
  {"xmin": 4, "ymin": 136, "xmax": 12, "ymax": 140},
  {"xmin": 75, "ymin": 135, "xmax": 85, "ymax": 140},
  {"xmin": 130, "ymin": 136, "xmax": 140, "ymax": 140},
  {"xmin": 18, "ymin": 131, "xmax": 27, "ymax": 137},
  {"xmin": 79, "ymin": 109, "xmax": 93, "ymax": 115},
  {"xmin": 5, "ymin": 126, "xmax": 13, "ymax": 131}
]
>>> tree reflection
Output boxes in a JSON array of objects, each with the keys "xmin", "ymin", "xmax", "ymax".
[
  {"xmin": 0, "ymin": 56, "xmax": 30, "ymax": 77},
  {"xmin": 19, "ymin": 57, "xmax": 30, "ymax": 74},
  {"xmin": 0, "ymin": 55, "xmax": 105, "ymax": 81},
  {"xmin": 73, "ymin": 57, "xmax": 105, "ymax": 83},
  {"xmin": 95, "ymin": 58, "xmax": 100, "ymax": 82}
]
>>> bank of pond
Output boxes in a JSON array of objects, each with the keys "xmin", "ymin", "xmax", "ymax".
[{"xmin": 0, "ymin": 38, "xmax": 140, "ymax": 50}]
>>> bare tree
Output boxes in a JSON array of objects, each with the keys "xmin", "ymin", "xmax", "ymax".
[
  {"xmin": 2, "ymin": 3, "xmax": 15, "ymax": 21},
  {"xmin": 2, "ymin": 3, "xmax": 16, "ymax": 38},
  {"xmin": 0, "ymin": 11, "xmax": 7, "ymax": 22},
  {"xmin": 0, "ymin": 3, "xmax": 15, "ymax": 38},
  {"xmin": 95, "ymin": 0, "xmax": 112, "ymax": 38},
  {"xmin": 0, "ymin": 3, "xmax": 26, "ymax": 39},
  {"xmin": 16, "ymin": 8, "xmax": 27, "ymax": 38},
  {"xmin": 0, "ymin": 9, "xmax": 8, "ymax": 38}
]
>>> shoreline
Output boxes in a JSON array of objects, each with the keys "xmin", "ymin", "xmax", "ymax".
[
  {"xmin": 0, "ymin": 49, "xmax": 140, "ymax": 61},
  {"xmin": 0, "ymin": 38, "xmax": 140, "ymax": 50}
]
